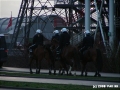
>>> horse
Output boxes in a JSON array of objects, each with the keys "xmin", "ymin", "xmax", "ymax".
[
  {"xmin": 50, "ymin": 39, "xmax": 67, "ymax": 75},
  {"xmin": 51, "ymin": 39, "xmax": 81, "ymax": 75},
  {"xmin": 61, "ymin": 44, "xmax": 81, "ymax": 75},
  {"xmin": 78, "ymin": 44, "xmax": 103, "ymax": 77},
  {"xmin": 27, "ymin": 43, "xmax": 52, "ymax": 74}
]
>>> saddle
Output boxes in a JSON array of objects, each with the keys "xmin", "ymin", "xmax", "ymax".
[
  {"xmin": 55, "ymin": 44, "xmax": 70, "ymax": 60},
  {"xmin": 29, "ymin": 44, "xmax": 44, "ymax": 58},
  {"xmin": 80, "ymin": 46, "xmax": 92, "ymax": 60}
]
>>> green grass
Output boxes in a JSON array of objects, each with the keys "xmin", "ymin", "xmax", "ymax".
[
  {"xmin": 0, "ymin": 72, "xmax": 119, "ymax": 90},
  {"xmin": 0, "ymin": 81, "xmax": 119, "ymax": 90},
  {"xmin": 0, "ymin": 71, "xmax": 119, "ymax": 82}
]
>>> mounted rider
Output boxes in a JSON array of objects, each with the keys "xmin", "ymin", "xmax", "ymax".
[
  {"xmin": 51, "ymin": 30, "xmax": 60, "ymax": 43},
  {"xmin": 56, "ymin": 28, "xmax": 70, "ymax": 59},
  {"xmin": 29, "ymin": 29, "xmax": 44, "ymax": 56},
  {"xmin": 80, "ymin": 30, "xmax": 94, "ymax": 54}
]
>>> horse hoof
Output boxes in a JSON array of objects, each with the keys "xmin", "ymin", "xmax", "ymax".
[
  {"xmin": 81, "ymin": 74, "xmax": 83, "ymax": 76},
  {"xmin": 74, "ymin": 73, "xmax": 76, "ymax": 76},
  {"xmin": 68, "ymin": 72, "xmax": 72, "ymax": 76},
  {"xmin": 94, "ymin": 74, "xmax": 97, "ymax": 77},
  {"xmin": 30, "ymin": 71, "xmax": 33, "ymax": 74},
  {"xmin": 85, "ymin": 74, "xmax": 87, "ymax": 77},
  {"xmin": 98, "ymin": 74, "xmax": 101, "ymax": 77},
  {"xmin": 36, "ymin": 72, "xmax": 38, "ymax": 74},
  {"xmin": 54, "ymin": 73, "xmax": 56, "ymax": 75},
  {"xmin": 49, "ymin": 72, "xmax": 51, "ymax": 75},
  {"xmin": 36, "ymin": 71, "xmax": 40, "ymax": 74},
  {"xmin": 61, "ymin": 73, "xmax": 63, "ymax": 75}
]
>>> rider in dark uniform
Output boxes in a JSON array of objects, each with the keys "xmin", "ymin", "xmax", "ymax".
[
  {"xmin": 81, "ymin": 30, "xmax": 94, "ymax": 54},
  {"xmin": 51, "ymin": 30, "xmax": 60, "ymax": 43},
  {"xmin": 59, "ymin": 28, "xmax": 70, "ymax": 50},
  {"xmin": 56, "ymin": 28, "xmax": 70, "ymax": 59},
  {"xmin": 29, "ymin": 29, "xmax": 43, "ymax": 55}
]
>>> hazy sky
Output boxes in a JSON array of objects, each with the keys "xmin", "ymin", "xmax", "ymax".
[
  {"xmin": 0, "ymin": 0, "xmax": 21, "ymax": 18},
  {"xmin": 0, "ymin": 0, "xmax": 55, "ymax": 18}
]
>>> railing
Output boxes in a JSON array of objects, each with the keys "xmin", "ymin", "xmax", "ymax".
[
  {"xmin": 115, "ymin": 17, "xmax": 120, "ymax": 27},
  {"xmin": 70, "ymin": 32, "xmax": 84, "ymax": 45}
]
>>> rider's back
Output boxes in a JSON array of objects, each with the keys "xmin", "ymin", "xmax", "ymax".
[
  {"xmin": 60, "ymin": 32, "xmax": 70, "ymax": 46},
  {"xmin": 52, "ymin": 34, "xmax": 60, "ymax": 43},
  {"xmin": 83, "ymin": 35, "xmax": 94, "ymax": 47},
  {"xmin": 33, "ymin": 33, "xmax": 43, "ymax": 45}
]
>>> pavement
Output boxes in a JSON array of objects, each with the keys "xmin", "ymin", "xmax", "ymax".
[
  {"xmin": 1, "ymin": 67, "xmax": 120, "ymax": 77},
  {"xmin": 0, "ymin": 67, "xmax": 120, "ymax": 89}
]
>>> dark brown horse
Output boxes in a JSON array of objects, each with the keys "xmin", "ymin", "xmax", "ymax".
[
  {"xmin": 78, "ymin": 46, "xmax": 103, "ymax": 77},
  {"xmin": 61, "ymin": 45, "xmax": 81, "ymax": 75},
  {"xmin": 27, "ymin": 43, "xmax": 52, "ymax": 74},
  {"xmin": 51, "ymin": 39, "xmax": 81, "ymax": 75},
  {"xmin": 50, "ymin": 39, "xmax": 67, "ymax": 75}
]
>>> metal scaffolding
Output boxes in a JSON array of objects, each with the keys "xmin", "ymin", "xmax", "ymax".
[{"xmin": 9, "ymin": 0, "xmax": 118, "ymax": 58}]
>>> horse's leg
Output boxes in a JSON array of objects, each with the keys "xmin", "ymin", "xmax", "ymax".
[
  {"xmin": 81, "ymin": 63, "xmax": 84, "ymax": 76},
  {"xmin": 53, "ymin": 59, "xmax": 56, "ymax": 75},
  {"xmin": 94, "ymin": 63, "xmax": 101, "ymax": 77},
  {"xmin": 48, "ymin": 58, "xmax": 52, "ymax": 75},
  {"xmin": 81, "ymin": 62, "xmax": 86, "ymax": 76},
  {"xmin": 60, "ymin": 62, "xmax": 67, "ymax": 75},
  {"xmin": 85, "ymin": 67, "xmax": 88, "ymax": 76},
  {"xmin": 58, "ymin": 60, "xmax": 64, "ymax": 75},
  {"xmin": 51, "ymin": 50, "xmax": 56, "ymax": 75},
  {"xmin": 68, "ymin": 65, "xmax": 73, "ymax": 75},
  {"xmin": 95, "ymin": 49, "xmax": 102, "ymax": 77},
  {"xmin": 58, "ymin": 67, "xmax": 61, "ymax": 75},
  {"xmin": 73, "ymin": 48, "xmax": 81, "ymax": 76},
  {"xmin": 58, "ymin": 64, "xmax": 63, "ymax": 75},
  {"xmin": 38, "ymin": 59, "xmax": 41, "ymax": 74},
  {"xmin": 37, "ymin": 56, "xmax": 43, "ymax": 74},
  {"xmin": 61, "ymin": 68, "xmax": 64, "ymax": 75},
  {"xmin": 54, "ymin": 65, "xmax": 56, "ymax": 75},
  {"xmin": 68, "ymin": 60, "xmax": 74, "ymax": 76},
  {"xmin": 94, "ymin": 61, "xmax": 98, "ymax": 77},
  {"xmin": 36, "ymin": 59, "xmax": 39, "ymax": 74},
  {"xmin": 48, "ymin": 65, "xmax": 52, "ymax": 75},
  {"xmin": 29, "ymin": 58, "xmax": 33, "ymax": 74},
  {"xmin": 84, "ymin": 61, "xmax": 88, "ymax": 76},
  {"xmin": 98, "ymin": 71, "xmax": 101, "ymax": 77},
  {"xmin": 73, "ymin": 60, "xmax": 79, "ymax": 76},
  {"xmin": 59, "ymin": 63, "xmax": 67, "ymax": 75},
  {"xmin": 73, "ymin": 63, "xmax": 78, "ymax": 76}
]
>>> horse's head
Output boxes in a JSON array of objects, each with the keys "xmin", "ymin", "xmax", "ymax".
[
  {"xmin": 24, "ymin": 42, "xmax": 33, "ymax": 54},
  {"xmin": 25, "ymin": 42, "xmax": 32, "ymax": 48}
]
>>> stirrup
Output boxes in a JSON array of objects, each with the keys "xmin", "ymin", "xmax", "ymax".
[
  {"xmin": 56, "ymin": 57, "xmax": 60, "ymax": 60},
  {"xmin": 29, "ymin": 49, "xmax": 32, "ymax": 52},
  {"xmin": 56, "ymin": 51, "xmax": 60, "ymax": 54},
  {"xmin": 29, "ymin": 54, "xmax": 33, "ymax": 58}
]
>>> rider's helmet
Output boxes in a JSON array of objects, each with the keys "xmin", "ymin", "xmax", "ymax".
[
  {"xmin": 36, "ymin": 29, "xmax": 42, "ymax": 33},
  {"xmin": 53, "ymin": 30, "xmax": 59, "ymax": 34},
  {"xmin": 61, "ymin": 28, "xmax": 68, "ymax": 33},
  {"xmin": 85, "ymin": 30, "xmax": 90, "ymax": 34},
  {"xmin": 84, "ymin": 30, "xmax": 90, "ymax": 36}
]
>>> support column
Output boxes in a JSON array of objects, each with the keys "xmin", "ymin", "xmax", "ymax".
[
  {"xmin": 85, "ymin": 0, "xmax": 90, "ymax": 31},
  {"xmin": 109, "ymin": 0, "xmax": 115, "ymax": 50}
]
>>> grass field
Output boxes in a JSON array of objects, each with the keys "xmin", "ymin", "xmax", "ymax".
[
  {"xmin": 0, "ymin": 71, "xmax": 119, "ymax": 90},
  {"xmin": 0, "ymin": 81, "xmax": 119, "ymax": 90}
]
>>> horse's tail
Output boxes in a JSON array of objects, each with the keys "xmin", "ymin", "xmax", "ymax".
[{"xmin": 96, "ymin": 48, "xmax": 103, "ymax": 72}]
